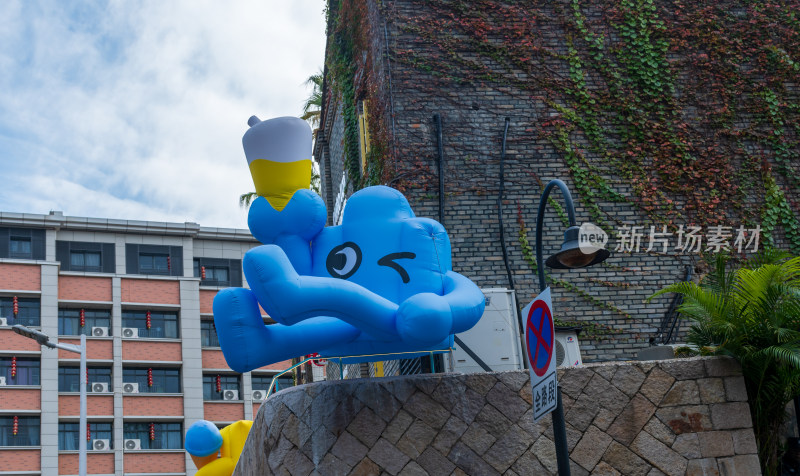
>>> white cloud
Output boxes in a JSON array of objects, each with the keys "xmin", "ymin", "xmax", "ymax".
[{"xmin": 0, "ymin": 0, "xmax": 327, "ymax": 229}]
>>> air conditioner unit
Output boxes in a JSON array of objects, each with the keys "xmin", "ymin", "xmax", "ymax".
[
  {"xmin": 92, "ymin": 439, "xmax": 110, "ymax": 451},
  {"xmin": 222, "ymin": 389, "xmax": 239, "ymax": 401},
  {"xmin": 252, "ymin": 389, "xmax": 267, "ymax": 402},
  {"xmin": 124, "ymin": 439, "xmax": 141, "ymax": 451},
  {"xmin": 0, "ymin": 376, "xmax": 6, "ymax": 386},
  {"xmin": 0, "ymin": 317, "xmax": 7, "ymax": 327},
  {"xmin": 91, "ymin": 382, "xmax": 109, "ymax": 393},
  {"xmin": 122, "ymin": 382, "xmax": 139, "ymax": 394},
  {"xmin": 91, "ymin": 326, "xmax": 108, "ymax": 337},
  {"xmin": 555, "ymin": 330, "xmax": 583, "ymax": 368},
  {"xmin": 122, "ymin": 327, "xmax": 138, "ymax": 338}
]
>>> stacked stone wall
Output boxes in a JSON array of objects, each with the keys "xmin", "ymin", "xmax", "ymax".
[{"xmin": 235, "ymin": 357, "xmax": 761, "ymax": 475}]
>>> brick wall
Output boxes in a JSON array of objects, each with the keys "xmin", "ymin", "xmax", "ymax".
[
  {"xmin": 59, "ymin": 338, "xmax": 113, "ymax": 360},
  {"xmin": 0, "ymin": 263, "xmax": 40, "ymax": 291},
  {"xmin": 0, "ymin": 329, "xmax": 40, "ymax": 351},
  {"xmin": 59, "ymin": 395, "xmax": 114, "ymax": 416},
  {"xmin": 204, "ymin": 401, "xmax": 245, "ymax": 422},
  {"xmin": 123, "ymin": 452, "xmax": 185, "ymax": 474},
  {"xmin": 122, "ymin": 396, "xmax": 184, "ymax": 416},
  {"xmin": 235, "ymin": 356, "xmax": 761, "ymax": 475},
  {"xmin": 199, "ymin": 289, "xmax": 217, "ymax": 314},
  {"xmin": 58, "ymin": 276, "xmax": 112, "ymax": 301},
  {"xmin": 122, "ymin": 341, "xmax": 182, "ymax": 361},
  {"xmin": 121, "ymin": 279, "xmax": 180, "ymax": 304},
  {"xmin": 0, "ymin": 388, "xmax": 41, "ymax": 410},
  {"xmin": 202, "ymin": 349, "xmax": 228, "ymax": 369},
  {"xmin": 59, "ymin": 452, "xmax": 115, "ymax": 474},
  {"xmin": 0, "ymin": 448, "xmax": 40, "ymax": 471}
]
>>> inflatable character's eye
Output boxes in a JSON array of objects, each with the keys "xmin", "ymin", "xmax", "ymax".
[
  {"xmin": 378, "ymin": 252, "xmax": 416, "ymax": 283},
  {"xmin": 326, "ymin": 242, "xmax": 362, "ymax": 279}
]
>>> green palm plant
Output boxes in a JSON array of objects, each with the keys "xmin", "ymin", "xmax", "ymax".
[{"xmin": 650, "ymin": 252, "xmax": 800, "ymax": 475}]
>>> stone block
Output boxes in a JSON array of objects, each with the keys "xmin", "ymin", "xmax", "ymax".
[
  {"xmin": 571, "ymin": 425, "xmax": 613, "ymax": 471},
  {"xmin": 717, "ymin": 454, "xmax": 762, "ymax": 475},
  {"xmin": 404, "ymin": 392, "xmax": 450, "ymax": 429},
  {"xmin": 685, "ymin": 458, "xmax": 720, "ymax": 476},
  {"xmin": 602, "ymin": 441, "xmax": 651, "ymax": 476},
  {"xmin": 349, "ymin": 457, "xmax": 381, "ymax": 476},
  {"xmin": 731, "ymin": 429, "xmax": 757, "ymax": 455},
  {"xmin": 558, "ymin": 366, "xmax": 594, "ymax": 398},
  {"xmin": 607, "ymin": 394, "xmax": 657, "ymax": 446},
  {"xmin": 448, "ymin": 441, "xmax": 501, "ymax": 476},
  {"xmin": 511, "ymin": 447, "xmax": 548, "ymax": 475},
  {"xmin": 347, "ymin": 406, "xmax": 388, "ymax": 447},
  {"xmin": 723, "ymin": 377, "xmax": 748, "ymax": 402},
  {"xmin": 655, "ymin": 405, "xmax": 712, "ymax": 434},
  {"xmin": 584, "ymin": 373, "xmax": 630, "ymax": 414},
  {"xmin": 697, "ymin": 431, "xmax": 735, "ymax": 458},
  {"xmin": 697, "ymin": 378, "xmax": 726, "ymax": 404},
  {"xmin": 282, "ymin": 448, "xmax": 314, "ymax": 476},
  {"xmin": 460, "ymin": 422, "xmax": 496, "ymax": 455},
  {"xmin": 661, "ymin": 380, "xmax": 701, "ymax": 406},
  {"xmin": 644, "ymin": 417, "xmax": 676, "ymax": 446},
  {"xmin": 367, "ymin": 438, "xmax": 410, "ymax": 475},
  {"xmin": 531, "ymin": 435, "xmax": 557, "ymax": 474},
  {"xmin": 639, "ymin": 367, "xmax": 676, "ymax": 405},
  {"xmin": 671, "ymin": 433, "xmax": 700, "ymax": 459},
  {"xmin": 316, "ymin": 453, "xmax": 351, "ymax": 476},
  {"xmin": 475, "ymin": 403, "xmax": 513, "ymax": 439},
  {"xmin": 611, "ymin": 365, "xmax": 647, "ymax": 397},
  {"xmin": 396, "ymin": 420, "xmax": 437, "ymax": 459},
  {"xmin": 432, "ymin": 416, "xmax": 468, "ymax": 454},
  {"xmin": 704, "ymin": 357, "xmax": 741, "ymax": 377},
  {"xmin": 384, "ymin": 410, "xmax": 414, "ymax": 445},
  {"xmin": 630, "ymin": 430, "xmax": 688, "ymax": 476},
  {"xmin": 330, "ymin": 431, "xmax": 368, "ymax": 468},
  {"xmin": 565, "ymin": 394, "xmax": 601, "ymax": 431},
  {"xmin": 710, "ymin": 402, "xmax": 752, "ymax": 430},
  {"xmin": 592, "ymin": 461, "xmax": 622, "ymax": 476},
  {"xmin": 497, "ymin": 370, "xmax": 529, "ymax": 392},
  {"xmin": 660, "ymin": 358, "xmax": 706, "ymax": 381},
  {"xmin": 487, "ymin": 381, "xmax": 530, "ymax": 421},
  {"xmin": 398, "ymin": 460, "xmax": 428, "ymax": 476},
  {"xmin": 464, "ymin": 373, "xmax": 497, "ymax": 395},
  {"xmin": 593, "ymin": 408, "xmax": 617, "ymax": 431},
  {"xmin": 417, "ymin": 447, "xmax": 455, "ymax": 475}
]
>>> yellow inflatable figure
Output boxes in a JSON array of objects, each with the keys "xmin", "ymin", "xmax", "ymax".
[{"xmin": 185, "ymin": 420, "xmax": 253, "ymax": 476}]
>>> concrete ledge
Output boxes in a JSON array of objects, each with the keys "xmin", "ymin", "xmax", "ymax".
[{"xmin": 235, "ymin": 356, "xmax": 761, "ymax": 475}]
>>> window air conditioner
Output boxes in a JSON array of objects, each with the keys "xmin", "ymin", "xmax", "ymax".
[
  {"xmin": 555, "ymin": 330, "xmax": 583, "ymax": 368},
  {"xmin": 91, "ymin": 326, "xmax": 108, "ymax": 337},
  {"xmin": 122, "ymin": 327, "xmax": 138, "ymax": 338},
  {"xmin": 0, "ymin": 317, "xmax": 7, "ymax": 327},
  {"xmin": 0, "ymin": 376, "xmax": 6, "ymax": 386},
  {"xmin": 223, "ymin": 389, "xmax": 239, "ymax": 401},
  {"xmin": 122, "ymin": 382, "xmax": 139, "ymax": 394},
  {"xmin": 92, "ymin": 439, "xmax": 110, "ymax": 451},
  {"xmin": 252, "ymin": 389, "xmax": 267, "ymax": 402},
  {"xmin": 91, "ymin": 382, "xmax": 109, "ymax": 393},
  {"xmin": 124, "ymin": 439, "xmax": 141, "ymax": 451}
]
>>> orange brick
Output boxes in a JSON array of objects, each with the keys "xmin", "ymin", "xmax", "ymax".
[
  {"xmin": 199, "ymin": 290, "xmax": 217, "ymax": 314},
  {"xmin": 121, "ymin": 279, "xmax": 180, "ymax": 304},
  {"xmin": 59, "ymin": 452, "xmax": 115, "ymax": 474},
  {"xmin": 258, "ymin": 359, "xmax": 292, "ymax": 372},
  {"xmin": 122, "ymin": 396, "xmax": 183, "ymax": 416},
  {"xmin": 58, "ymin": 276, "xmax": 112, "ymax": 301},
  {"xmin": 204, "ymin": 401, "xmax": 244, "ymax": 422},
  {"xmin": 124, "ymin": 452, "xmax": 185, "ymax": 473},
  {"xmin": 0, "ymin": 329, "xmax": 41, "ymax": 352},
  {"xmin": 122, "ymin": 341, "xmax": 182, "ymax": 361},
  {"xmin": 202, "ymin": 349, "xmax": 230, "ymax": 369},
  {"xmin": 0, "ymin": 448, "xmax": 41, "ymax": 471},
  {"xmin": 58, "ymin": 339, "xmax": 113, "ymax": 360},
  {"xmin": 59, "ymin": 395, "xmax": 114, "ymax": 416},
  {"xmin": 0, "ymin": 388, "xmax": 40, "ymax": 410},
  {"xmin": 0, "ymin": 263, "xmax": 40, "ymax": 291}
]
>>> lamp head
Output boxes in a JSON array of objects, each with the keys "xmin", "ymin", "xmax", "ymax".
[
  {"xmin": 545, "ymin": 226, "xmax": 610, "ymax": 269},
  {"xmin": 11, "ymin": 324, "xmax": 51, "ymax": 346}
]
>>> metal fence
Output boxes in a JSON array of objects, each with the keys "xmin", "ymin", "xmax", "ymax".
[{"xmin": 325, "ymin": 350, "xmax": 453, "ymax": 381}]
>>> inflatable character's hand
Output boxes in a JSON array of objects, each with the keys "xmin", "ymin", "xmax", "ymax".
[{"xmin": 185, "ymin": 420, "xmax": 253, "ymax": 476}]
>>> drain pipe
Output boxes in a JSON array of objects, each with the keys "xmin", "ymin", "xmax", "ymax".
[{"xmin": 433, "ymin": 113, "xmax": 445, "ymax": 224}]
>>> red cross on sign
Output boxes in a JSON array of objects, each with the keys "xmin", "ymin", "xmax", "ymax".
[{"xmin": 526, "ymin": 299, "xmax": 554, "ymax": 378}]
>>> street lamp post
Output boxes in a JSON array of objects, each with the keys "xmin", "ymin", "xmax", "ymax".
[
  {"xmin": 13, "ymin": 325, "xmax": 87, "ymax": 476},
  {"xmin": 535, "ymin": 179, "xmax": 610, "ymax": 476}
]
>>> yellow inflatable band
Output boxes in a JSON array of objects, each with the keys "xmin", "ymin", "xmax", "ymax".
[{"xmin": 249, "ymin": 158, "xmax": 312, "ymax": 211}]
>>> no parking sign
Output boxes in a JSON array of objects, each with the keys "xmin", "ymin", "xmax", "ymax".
[{"xmin": 523, "ymin": 287, "xmax": 558, "ymax": 422}]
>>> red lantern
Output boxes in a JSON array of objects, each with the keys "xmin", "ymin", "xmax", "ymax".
[
  {"xmin": 149, "ymin": 422, "xmax": 155, "ymax": 441},
  {"xmin": 87, "ymin": 422, "xmax": 91, "ymax": 441},
  {"xmin": 86, "ymin": 368, "xmax": 89, "ymax": 385},
  {"xmin": 12, "ymin": 296, "xmax": 18, "ymax": 317},
  {"xmin": 80, "ymin": 309, "xmax": 85, "ymax": 327},
  {"xmin": 147, "ymin": 368, "xmax": 153, "ymax": 387},
  {"xmin": 12, "ymin": 416, "xmax": 18, "ymax": 436},
  {"xmin": 146, "ymin": 311, "xmax": 151, "ymax": 330},
  {"xmin": 216, "ymin": 375, "xmax": 221, "ymax": 393},
  {"xmin": 201, "ymin": 266, "xmax": 206, "ymax": 280},
  {"xmin": 11, "ymin": 356, "xmax": 16, "ymax": 379},
  {"xmin": 167, "ymin": 257, "xmax": 171, "ymax": 271}
]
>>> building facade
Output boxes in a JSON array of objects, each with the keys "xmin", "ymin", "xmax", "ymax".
[{"xmin": 0, "ymin": 211, "xmax": 291, "ymax": 476}]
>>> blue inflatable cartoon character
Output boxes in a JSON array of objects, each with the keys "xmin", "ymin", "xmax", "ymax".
[{"xmin": 212, "ymin": 116, "xmax": 486, "ymax": 372}]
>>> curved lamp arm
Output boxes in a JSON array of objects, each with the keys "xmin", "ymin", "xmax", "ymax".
[{"xmin": 535, "ymin": 179, "xmax": 577, "ymax": 292}]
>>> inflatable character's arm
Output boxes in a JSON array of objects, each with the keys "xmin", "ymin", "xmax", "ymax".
[
  {"xmin": 247, "ymin": 189, "xmax": 326, "ymax": 275},
  {"xmin": 185, "ymin": 420, "xmax": 254, "ymax": 476}
]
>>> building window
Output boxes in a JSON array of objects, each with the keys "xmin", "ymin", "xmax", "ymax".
[
  {"xmin": 70, "ymin": 251, "xmax": 101, "ymax": 272},
  {"xmin": 0, "ymin": 297, "xmax": 40, "ymax": 327},
  {"xmin": 59, "ymin": 422, "xmax": 113, "ymax": 450},
  {"xmin": 58, "ymin": 309, "xmax": 112, "ymax": 336},
  {"xmin": 193, "ymin": 258, "xmax": 242, "ymax": 287},
  {"xmin": 200, "ymin": 320, "xmax": 219, "ymax": 347},
  {"xmin": 58, "ymin": 366, "xmax": 112, "ymax": 392},
  {"xmin": 122, "ymin": 310, "xmax": 179, "ymax": 338},
  {"xmin": 56, "ymin": 241, "xmax": 115, "ymax": 273},
  {"xmin": 122, "ymin": 367, "xmax": 181, "ymax": 394},
  {"xmin": 0, "ymin": 357, "xmax": 40, "ymax": 386},
  {"xmin": 9, "ymin": 236, "xmax": 31, "ymax": 258},
  {"xmin": 202, "ymin": 374, "xmax": 241, "ymax": 401},
  {"xmin": 126, "ymin": 244, "xmax": 182, "ymax": 276},
  {"xmin": 123, "ymin": 422, "xmax": 182, "ymax": 450},
  {"xmin": 252, "ymin": 374, "xmax": 293, "ymax": 393},
  {"xmin": 0, "ymin": 416, "xmax": 40, "ymax": 446}
]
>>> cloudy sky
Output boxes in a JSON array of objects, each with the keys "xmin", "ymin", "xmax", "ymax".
[{"xmin": 0, "ymin": 0, "xmax": 326, "ymax": 229}]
